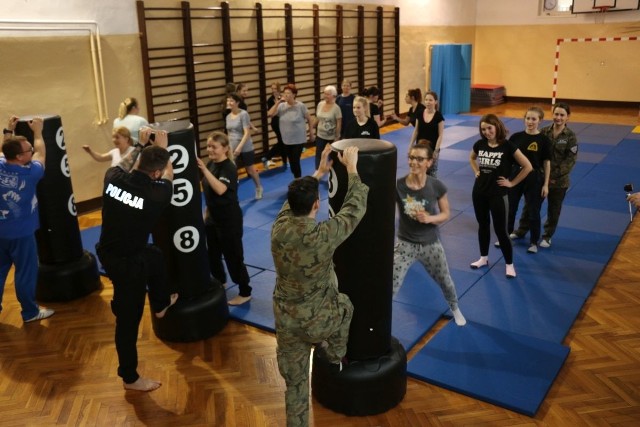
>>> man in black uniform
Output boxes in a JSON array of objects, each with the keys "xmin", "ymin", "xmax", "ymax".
[{"xmin": 96, "ymin": 128, "xmax": 178, "ymax": 392}]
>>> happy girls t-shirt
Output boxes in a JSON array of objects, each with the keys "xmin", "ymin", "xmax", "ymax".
[{"xmin": 472, "ymin": 139, "xmax": 518, "ymax": 196}]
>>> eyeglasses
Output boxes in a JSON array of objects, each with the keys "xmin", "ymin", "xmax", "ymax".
[
  {"xmin": 408, "ymin": 155, "xmax": 429, "ymax": 162},
  {"xmin": 20, "ymin": 146, "xmax": 34, "ymax": 154}
]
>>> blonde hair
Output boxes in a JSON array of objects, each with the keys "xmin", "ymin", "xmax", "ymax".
[
  {"xmin": 112, "ymin": 126, "xmax": 133, "ymax": 146},
  {"xmin": 207, "ymin": 131, "xmax": 234, "ymax": 163},
  {"xmin": 353, "ymin": 96, "xmax": 370, "ymax": 118},
  {"xmin": 118, "ymin": 97, "xmax": 138, "ymax": 120}
]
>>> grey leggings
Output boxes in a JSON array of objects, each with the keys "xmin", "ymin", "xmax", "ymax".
[{"xmin": 392, "ymin": 239, "xmax": 459, "ymax": 311}]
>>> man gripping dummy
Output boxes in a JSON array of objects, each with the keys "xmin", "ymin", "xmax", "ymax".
[
  {"xmin": 96, "ymin": 128, "xmax": 178, "ymax": 392},
  {"xmin": 271, "ymin": 145, "xmax": 368, "ymax": 426}
]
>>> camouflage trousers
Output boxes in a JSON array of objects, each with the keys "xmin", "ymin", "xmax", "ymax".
[{"xmin": 275, "ymin": 293, "xmax": 353, "ymax": 427}]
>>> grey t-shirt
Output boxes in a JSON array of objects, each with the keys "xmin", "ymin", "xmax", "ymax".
[
  {"xmin": 226, "ymin": 110, "xmax": 253, "ymax": 153},
  {"xmin": 277, "ymin": 101, "xmax": 309, "ymax": 145},
  {"xmin": 315, "ymin": 101, "xmax": 342, "ymax": 140},
  {"xmin": 396, "ymin": 176, "xmax": 447, "ymax": 245}
]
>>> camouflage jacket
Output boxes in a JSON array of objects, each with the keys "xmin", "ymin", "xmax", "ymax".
[
  {"xmin": 271, "ymin": 173, "xmax": 368, "ymax": 329},
  {"xmin": 541, "ymin": 124, "xmax": 578, "ymax": 189}
]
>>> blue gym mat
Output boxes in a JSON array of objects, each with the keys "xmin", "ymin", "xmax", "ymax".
[
  {"xmin": 603, "ymin": 138, "xmax": 640, "ymax": 166},
  {"xmin": 226, "ymin": 266, "xmax": 448, "ymax": 351},
  {"xmin": 454, "ymin": 266, "xmax": 587, "ymax": 343},
  {"xmin": 226, "ymin": 269, "xmax": 276, "ymax": 332},
  {"xmin": 407, "ymin": 321, "xmax": 570, "ymax": 417},
  {"xmin": 80, "ymin": 116, "xmax": 638, "ymax": 416}
]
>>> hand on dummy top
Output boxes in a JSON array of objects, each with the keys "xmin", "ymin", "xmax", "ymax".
[
  {"xmin": 28, "ymin": 117, "xmax": 44, "ymax": 135},
  {"xmin": 338, "ymin": 146, "xmax": 359, "ymax": 174},
  {"xmin": 7, "ymin": 115, "xmax": 19, "ymax": 132},
  {"xmin": 152, "ymin": 130, "xmax": 168, "ymax": 148},
  {"xmin": 139, "ymin": 127, "xmax": 152, "ymax": 145}
]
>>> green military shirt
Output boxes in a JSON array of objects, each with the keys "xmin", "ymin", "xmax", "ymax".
[
  {"xmin": 541, "ymin": 124, "xmax": 578, "ymax": 189},
  {"xmin": 271, "ymin": 173, "xmax": 368, "ymax": 330}
]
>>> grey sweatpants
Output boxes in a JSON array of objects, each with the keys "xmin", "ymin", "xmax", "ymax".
[{"xmin": 392, "ymin": 239, "xmax": 459, "ymax": 311}]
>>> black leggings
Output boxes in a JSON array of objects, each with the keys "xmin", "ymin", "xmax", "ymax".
[
  {"xmin": 472, "ymin": 190, "xmax": 513, "ymax": 264},
  {"xmin": 266, "ymin": 118, "xmax": 287, "ymax": 164},
  {"xmin": 509, "ymin": 171, "xmax": 543, "ymax": 244},
  {"xmin": 283, "ymin": 143, "xmax": 304, "ymax": 178},
  {"xmin": 205, "ymin": 216, "xmax": 251, "ymax": 297}
]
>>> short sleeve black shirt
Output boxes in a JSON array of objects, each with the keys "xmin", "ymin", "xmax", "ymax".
[
  {"xmin": 344, "ymin": 117, "xmax": 380, "ymax": 139},
  {"xmin": 202, "ymin": 158, "xmax": 240, "ymax": 223},
  {"xmin": 472, "ymin": 139, "xmax": 518, "ymax": 196}
]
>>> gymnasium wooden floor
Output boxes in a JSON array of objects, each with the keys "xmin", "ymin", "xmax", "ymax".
[{"xmin": 1, "ymin": 102, "xmax": 638, "ymax": 426}]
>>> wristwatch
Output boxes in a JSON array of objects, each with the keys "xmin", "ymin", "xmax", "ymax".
[{"xmin": 3, "ymin": 128, "xmax": 13, "ymax": 134}]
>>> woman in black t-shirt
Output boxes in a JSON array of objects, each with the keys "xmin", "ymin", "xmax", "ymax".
[
  {"xmin": 344, "ymin": 96, "xmax": 380, "ymax": 139},
  {"xmin": 468, "ymin": 114, "xmax": 532, "ymax": 279},
  {"xmin": 197, "ymin": 131, "xmax": 252, "ymax": 306},
  {"xmin": 412, "ymin": 91, "xmax": 445, "ymax": 177},
  {"xmin": 391, "ymin": 88, "xmax": 424, "ymax": 128},
  {"xmin": 362, "ymin": 86, "xmax": 387, "ymax": 128}
]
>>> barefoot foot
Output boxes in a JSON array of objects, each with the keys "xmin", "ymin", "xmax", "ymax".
[
  {"xmin": 124, "ymin": 377, "xmax": 161, "ymax": 392},
  {"xmin": 228, "ymin": 295, "xmax": 252, "ymax": 306},
  {"xmin": 156, "ymin": 293, "xmax": 179, "ymax": 319}
]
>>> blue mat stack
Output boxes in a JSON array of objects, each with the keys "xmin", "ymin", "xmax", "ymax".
[{"xmin": 81, "ymin": 116, "xmax": 637, "ymax": 416}]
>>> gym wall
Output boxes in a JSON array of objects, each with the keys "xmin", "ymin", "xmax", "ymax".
[{"xmin": 1, "ymin": 0, "xmax": 638, "ymax": 205}]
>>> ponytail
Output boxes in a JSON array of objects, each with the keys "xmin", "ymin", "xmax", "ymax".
[{"xmin": 118, "ymin": 97, "xmax": 138, "ymax": 119}]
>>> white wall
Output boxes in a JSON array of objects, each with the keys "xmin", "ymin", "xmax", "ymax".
[
  {"xmin": 2, "ymin": 0, "xmax": 483, "ymax": 35},
  {"xmin": 321, "ymin": 0, "xmax": 478, "ymax": 26},
  {"xmin": 2, "ymin": 0, "xmax": 136, "ymax": 35},
  {"xmin": 398, "ymin": 0, "xmax": 477, "ymax": 26},
  {"xmin": 475, "ymin": 0, "xmax": 640, "ymax": 25}
]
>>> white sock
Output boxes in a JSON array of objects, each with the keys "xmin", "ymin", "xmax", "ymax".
[
  {"xmin": 452, "ymin": 308, "xmax": 467, "ymax": 326},
  {"xmin": 470, "ymin": 256, "xmax": 489, "ymax": 268},
  {"xmin": 506, "ymin": 263, "xmax": 516, "ymax": 278}
]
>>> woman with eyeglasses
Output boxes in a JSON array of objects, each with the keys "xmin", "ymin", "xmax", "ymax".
[{"xmin": 392, "ymin": 142, "xmax": 466, "ymax": 326}]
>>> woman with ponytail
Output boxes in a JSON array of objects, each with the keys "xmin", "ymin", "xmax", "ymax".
[{"xmin": 114, "ymin": 97, "xmax": 148, "ymax": 143}]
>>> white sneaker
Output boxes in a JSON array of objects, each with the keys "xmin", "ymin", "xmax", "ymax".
[
  {"xmin": 24, "ymin": 307, "xmax": 55, "ymax": 323},
  {"xmin": 527, "ymin": 244, "xmax": 538, "ymax": 254},
  {"xmin": 494, "ymin": 241, "xmax": 500, "ymax": 248},
  {"xmin": 539, "ymin": 239, "xmax": 551, "ymax": 248},
  {"xmin": 255, "ymin": 186, "xmax": 263, "ymax": 200},
  {"xmin": 509, "ymin": 232, "xmax": 522, "ymax": 239}
]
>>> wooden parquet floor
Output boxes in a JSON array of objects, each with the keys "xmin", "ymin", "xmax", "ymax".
[{"xmin": 1, "ymin": 103, "xmax": 639, "ymax": 426}]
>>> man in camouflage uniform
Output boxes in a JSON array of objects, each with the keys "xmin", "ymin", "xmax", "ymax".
[
  {"xmin": 271, "ymin": 145, "xmax": 368, "ymax": 427},
  {"xmin": 514, "ymin": 102, "xmax": 578, "ymax": 247}
]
